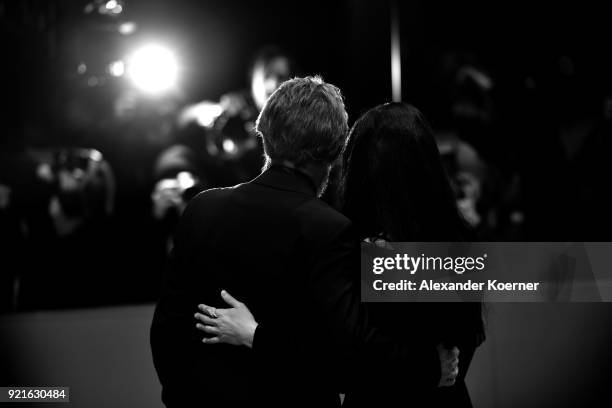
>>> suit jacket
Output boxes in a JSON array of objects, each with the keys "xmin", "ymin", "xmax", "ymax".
[{"xmin": 151, "ymin": 165, "xmax": 441, "ymax": 407}]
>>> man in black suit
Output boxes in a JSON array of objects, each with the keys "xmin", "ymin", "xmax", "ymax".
[{"xmin": 150, "ymin": 76, "xmax": 458, "ymax": 407}]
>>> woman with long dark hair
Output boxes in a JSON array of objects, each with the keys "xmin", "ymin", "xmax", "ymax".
[
  {"xmin": 195, "ymin": 102, "xmax": 484, "ymax": 406},
  {"xmin": 340, "ymin": 102, "xmax": 484, "ymax": 406},
  {"xmin": 342, "ymin": 102, "xmax": 467, "ymax": 242}
]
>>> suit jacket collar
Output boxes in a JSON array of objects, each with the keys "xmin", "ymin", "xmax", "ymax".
[{"xmin": 252, "ymin": 165, "xmax": 318, "ymax": 196}]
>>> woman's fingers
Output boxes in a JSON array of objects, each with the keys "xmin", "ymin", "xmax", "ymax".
[
  {"xmin": 196, "ymin": 323, "xmax": 219, "ymax": 334},
  {"xmin": 194, "ymin": 313, "xmax": 218, "ymax": 326},
  {"xmin": 446, "ymin": 356, "xmax": 459, "ymax": 367},
  {"xmin": 220, "ymin": 290, "xmax": 242, "ymax": 308},
  {"xmin": 202, "ymin": 337, "xmax": 220, "ymax": 344},
  {"xmin": 198, "ymin": 304, "xmax": 218, "ymax": 318}
]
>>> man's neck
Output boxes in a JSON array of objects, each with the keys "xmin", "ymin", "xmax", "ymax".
[{"xmin": 271, "ymin": 160, "xmax": 329, "ymax": 196}]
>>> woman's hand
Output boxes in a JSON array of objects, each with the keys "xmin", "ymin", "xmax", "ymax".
[
  {"xmin": 194, "ymin": 290, "xmax": 258, "ymax": 348},
  {"xmin": 437, "ymin": 344, "xmax": 460, "ymax": 387}
]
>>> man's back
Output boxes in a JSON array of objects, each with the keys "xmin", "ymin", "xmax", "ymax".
[{"xmin": 151, "ymin": 165, "xmax": 351, "ymax": 407}]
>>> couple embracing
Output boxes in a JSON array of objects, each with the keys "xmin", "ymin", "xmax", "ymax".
[{"xmin": 151, "ymin": 76, "xmax": 484, "ymax": 408}]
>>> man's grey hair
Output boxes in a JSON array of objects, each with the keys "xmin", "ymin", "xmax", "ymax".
[{"xmin": 255, "ymin": 76, "xmax": 349, "ymax": 168}]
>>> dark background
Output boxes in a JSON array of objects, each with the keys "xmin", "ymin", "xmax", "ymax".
[
  {"xmin": 1, "ymin": 0, "xmax": 611, "ymax": 303},
  {"xmin": 4, "ymin": 0, "xmax": 611, "ymax": 138}
]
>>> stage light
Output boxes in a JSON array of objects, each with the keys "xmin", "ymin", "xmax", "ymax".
[
  {"xmin": 109, "ymin": 60, "xmax": 125, "ymax": 77},
  {"xmin": 126, "ymin": 44, "xmax": 178, "ymax": 95},
  {"xmin": 104, "ymin": 0, "xmax": 122, "ymax": 14},
  {"xmin": 223, "ymin": 139, "xmax": 237, "ymax": 154},
  {"xmin": 188, "ymin": 102, "xmax": 224, "ymax": 127},
  {"xmin": 118, "ymin": 22, "xmax": 137, "ymax": 35}
]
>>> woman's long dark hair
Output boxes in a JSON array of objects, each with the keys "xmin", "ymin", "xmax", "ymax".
[
  {"xmin": 341, "ymin": 102, "xmax": 467, "ymax": 242},
  {"xmin": 340, "ymin": 102, "xmax": 484, "ymax": 348}
]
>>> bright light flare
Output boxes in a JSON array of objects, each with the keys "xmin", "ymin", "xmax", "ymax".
[
  {"xmin": 109, "ymin": 60, "xmax": 125, "ymax": 77},
  {"xmin": 118, "ymin": 21, "xmax": 137, "ymax": 35},
  {"xmin": 127, "ymin": 44, "xmax": 178, "ymax": 95}
]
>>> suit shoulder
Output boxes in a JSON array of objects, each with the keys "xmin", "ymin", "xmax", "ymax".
[
  {"xmin": 294, "ymin": 198, "xmax": 352, "ymax": 236},
  {"xmin": 192, "ymin": 185, "xmax": 238, "ymax": 201},
  {"xmin": 184, "ymin": 185, "xmax": 240, "ymax": 211}
]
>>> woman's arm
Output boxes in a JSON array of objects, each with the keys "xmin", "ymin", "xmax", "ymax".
[
  {"xmin": 193, "ymin": 222, "xmax": 461, "ymax": 389},
  {"xmin": 195, "ymin": 290, "xmax": 459, "ymax": 388}
]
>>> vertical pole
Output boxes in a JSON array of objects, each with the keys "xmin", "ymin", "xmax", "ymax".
[{"xmin": 390, "ymin": 0, "xmax": 402, "ymax": 102}]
